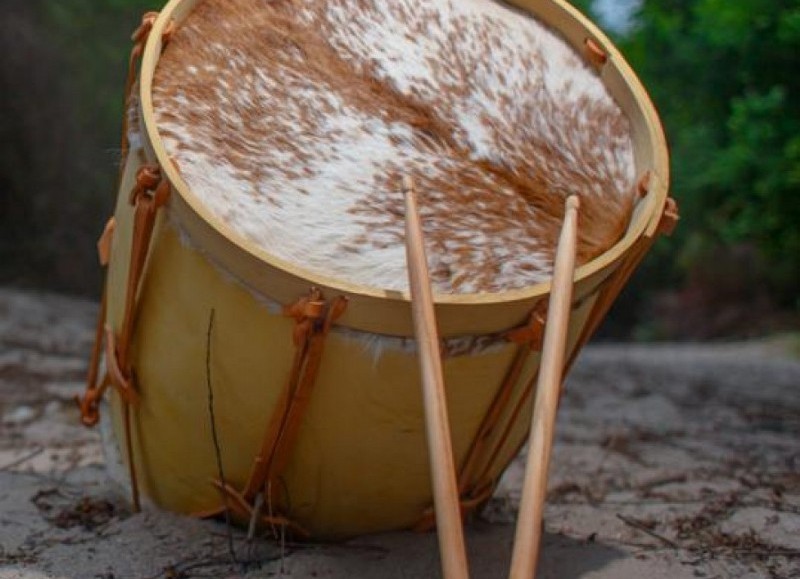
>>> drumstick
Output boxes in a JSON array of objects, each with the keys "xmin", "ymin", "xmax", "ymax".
[
  {"xmin": 404, "ymin": 176, "xmax": 471, "ymax": 579},
  {"xmin": 508, "ymin": 195, "xmax": 580, "ymax": 579}
]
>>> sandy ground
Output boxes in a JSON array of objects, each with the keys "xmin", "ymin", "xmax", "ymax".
[{"xmin": 0, "ymin": 288, "xmax": 798, "ymax": 578}]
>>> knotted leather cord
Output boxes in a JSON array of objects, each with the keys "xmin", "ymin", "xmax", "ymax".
[
  {"xmin": 79, "ymin": 284, "xmax": 111, "ymax": 428},
  {"xmin": 77, "ymin": 165, "xmax": 171, "ymax": 513},
  {"xmin": 84, "ymin": 165, "xmax": 170, "ymax": 423},
  {"xmin": 204, "ymin": 289, "xmax": 348, "ymax": 539},
  {"xmin": 249, "ymin": 293, "xmax": 350, "ymax": 501},
  {"xmin": 454, "ymin": 287, "xmax": 612, "ymax": 513},
  {"xmin": 485, "ymin": 197, "xmax": 681, "ymax": 509}
]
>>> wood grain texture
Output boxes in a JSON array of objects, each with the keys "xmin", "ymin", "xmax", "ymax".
[
  {"xmin": 404, "ymin": 176, "xmax": 469, "ymax": 579},
  {"xmin": 509, "ymin": 195, "xmax": 580, "ymax": 579}
]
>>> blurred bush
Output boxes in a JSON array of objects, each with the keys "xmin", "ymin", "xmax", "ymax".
[
  {"xmin": 597, "ymin": 0, "xmax": 800, "ymax": 339},
  {"xmin": 0, "ymin": 0, "xmax": 157, "ymax": 294}
]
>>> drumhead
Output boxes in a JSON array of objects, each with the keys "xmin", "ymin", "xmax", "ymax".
[{"xmin": 140, "ymin": 0, "xmax": 668, "ymax": 335}]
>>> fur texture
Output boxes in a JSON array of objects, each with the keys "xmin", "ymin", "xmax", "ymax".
[{"xmin": 149, "ymin": 0, "xmax": 636, "ymax": 294}]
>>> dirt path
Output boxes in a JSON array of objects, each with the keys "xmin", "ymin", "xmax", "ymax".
[{"xmin": 1, "ymin": 288, "xmax": 798, "ymax": 578}]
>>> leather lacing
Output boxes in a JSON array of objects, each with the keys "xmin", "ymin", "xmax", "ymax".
[
  {"xmin": 77, "ymin": 164, "xmax": 171, "ymax": 512},
  {"xmin": 78, "ymin": 9, "xmax": 176, "ymax": 512},
  {"xmin": 197, "ymin": 289, "xmax": 349, "ymax": 538}
]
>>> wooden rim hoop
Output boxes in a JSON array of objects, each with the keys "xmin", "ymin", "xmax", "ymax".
[{"xmin": 136, "ymin": 0, "xmax": 670, "ymax": 338}]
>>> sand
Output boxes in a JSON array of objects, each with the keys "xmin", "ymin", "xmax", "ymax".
[{"xmin": 1, "ymin": 287, "xmax": 798, "ymax": 578}]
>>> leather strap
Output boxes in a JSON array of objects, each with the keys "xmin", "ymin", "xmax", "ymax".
[
  {"xmin": 456, "ymin": 305, "xmax": 546, "ymax": 497},
  {"xmin": 209, "ymin": 480, "xmax": 310, "ymax": 539},
  {"xmin": 204, "ymin": 289, "xmax": 348, "ymax": 538},
  {"xmin": 81, "ymin": 11, "xmax": 171, "ymax": 426},
  {"xmin": 77, "ymin": 285, "xmax": 110, "ymax": 428},
  {"xmin": 78, "ymin": 165, "xmax": 169, "ymax": 424},
  {"xmin": 77, "ymin": 164, "xmax": 170, "ymax": 513}
]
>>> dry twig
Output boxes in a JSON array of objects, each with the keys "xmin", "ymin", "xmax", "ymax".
[
  {"xmin": 206, "ymin": 309, "xmax": 238, "ymax": 565},
  {"xmin": 0, "ymin": 445, "xmax": 44, "ymax": 471},
  {"xmin": 616, "ymin": 513, "xmax": 681, "ymax": 549}
]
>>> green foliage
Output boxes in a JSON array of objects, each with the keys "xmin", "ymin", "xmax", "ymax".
[
  {"xmin": 618, "ymin": 0, "xmax": 800, "ymax": 308},
  {"xmin": 0, "ymin": 0, "xmax": 159, "ymax": 293},
  {"xmin": 567, "ymin": 0, "xmax": 595, "ymax": 16},
  {"xmin": 41, "ymin": 0, "xmax": 161, "ymax": 166}
]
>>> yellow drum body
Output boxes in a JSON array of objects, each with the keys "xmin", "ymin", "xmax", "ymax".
[{"xmin": 103, "ymin": 0, "xmax": 670, "ymax": 539}]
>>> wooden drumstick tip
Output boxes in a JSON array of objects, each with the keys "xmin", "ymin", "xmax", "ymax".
[
  {"xmin": 403, "ymin": 175, "xmax": 415, "ymax": 195},
  {"xmin": 565, "ymin": 195, "xmax": 580, "ymax": 212}
]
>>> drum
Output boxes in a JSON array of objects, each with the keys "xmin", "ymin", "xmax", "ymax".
[{"xmin": 82, "ymin": 0, "xmax": 674, "ymax": 540}]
